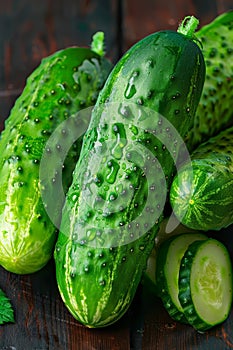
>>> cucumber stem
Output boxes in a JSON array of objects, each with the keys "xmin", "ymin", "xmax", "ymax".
[
  {"xmin": 91, "ymin": 31, "xmax": 105, "ymax": 57},
  {"xmin": 177, "ymin": 16, "xmax": 199, "ymax": 39}
]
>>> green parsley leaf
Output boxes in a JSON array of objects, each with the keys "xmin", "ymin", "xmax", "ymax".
[{"xmin": 0, "ymin": 288, "xmax": 14, "ymax": 325}]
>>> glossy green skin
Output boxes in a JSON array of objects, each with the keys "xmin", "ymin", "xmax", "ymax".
[
  {"xmin": 0, "ymin": 47, "xmax": 112, "ymax": 274},
  {"xmin": 55, "ymin": 30, "xmax": 205, "ymax": 327},
  {"xmin": 170, "ymin": 125, "xmax": 233, "ymax": 231},
  {"xmin": 178, "ymin": 239, "xmax": 233, "ymax": 331},
  {"xmin": 186, "ymin": 11, "xmax": 233, "ymax": 151}
]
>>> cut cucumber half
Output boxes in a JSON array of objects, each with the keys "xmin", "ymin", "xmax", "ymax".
[
  {"xmin": 179, "ymin": 238, "xmax": 233, "ymax": 331},
  {"xmin": 156, "ymin": 233, "xmax": 208, "ymax": 322}
]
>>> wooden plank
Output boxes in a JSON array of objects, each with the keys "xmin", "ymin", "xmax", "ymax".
[
  {"xmin": 0, "ymin": 263, "xmax": 68, "ymax": 349},
  {"xmin": 141, "ymin": 287, "xmax": 233, "ymax": 350},
  {"xmin": 0, "ymin": 261, "xmax": 131, "ymax": 349},
  {"xmin": 67, "ymin": 319, "xmax": 131, "ymax": 350},
  {"xmin": 122, "ymin": 0, "xmax": 233, "ymax": 51}
]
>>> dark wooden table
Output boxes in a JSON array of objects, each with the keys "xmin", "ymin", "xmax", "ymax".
[{"xmin": 1, "ymin": 1, "xmax": 233, "ymax": 349}]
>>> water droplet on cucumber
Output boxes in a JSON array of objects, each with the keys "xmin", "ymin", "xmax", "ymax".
[
  {"xmin": 124, "ymin": 71, "xmax": 139, "ymax": 99},
  {"xmin": 106, "ymin": 159, "xmax": 119, "ymax": 184}
]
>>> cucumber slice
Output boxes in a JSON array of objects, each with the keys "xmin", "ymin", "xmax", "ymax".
[
  {"xmin": 156, "ymin": 233, "xmax": 207, "ymax": 322},
  {"xmin": 179, "ymin": 238, "xmax": 233, "ymax": 331},
  {"xmin": 142, "ymin": 217, "xmax": 197, "ymax": 292}
]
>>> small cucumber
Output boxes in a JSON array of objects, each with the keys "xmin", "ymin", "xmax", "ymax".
[
  {"xmin": 155, "ymin": 233, "xmax": 207, "ymax": 322},
  {"xmin": 54, "ymin": 16, "xmax": 205, "ymax": 328},
  {"xmin": 179, "ymin": 238, "xmax": 233, "ymax": 331},
  {"xmin": 186, "ymin": 11, "xmax": 233, "ymax": 150},
  {"xmin": 0, "ymin": 33, "xmax": 112, "ymax": 274},
  {"xmin": 170, "ymin": 125, "xmax": 233, "ymax": 231}
]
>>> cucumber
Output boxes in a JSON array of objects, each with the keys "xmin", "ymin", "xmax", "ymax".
[
  {"xmin": 0, "ymin": 33, "xmax": 112, "ymax": 274},
  {"xmin": 170, "ymin": 125, "xmax": 233, "ymax": 231},
  {"xmin": 155, "ymin": 233, "xmax": 207, "ymax": 322},
  {"xmin": 54, "ymin": 16, "xmax": 205, "ymax": 328},
  {"xmin": 179, "ymin": 238, "xmax": 233, "ymax": 331},
  {"xmin": 186, "ymin": 11, "xmax": 233, "ymax": 151}
]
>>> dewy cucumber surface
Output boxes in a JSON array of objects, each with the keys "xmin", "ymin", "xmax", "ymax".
[
  {"xmin": 54, "ymin": 16, "xmax": 205, "ymax": 328},
  {"xmin": 0, "ymin": 33, "xmax": 112, "ymax": 274},
  {"xmin": 178, "ymin": 238, "xmax": 233, "ymax": 331},
  {"xmin": 186, "ymin": 11, "xmax": 233, "ymax": 151},
  {"xmin": 170, "ymin": 125, "xmax": 233, "ymax": 231}
]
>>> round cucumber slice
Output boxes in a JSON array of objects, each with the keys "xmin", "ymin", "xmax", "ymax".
[
  {"xmin": 156, "ymin": 232, "xmax": 207, "ymax": 322},
  {"xmin": 165, "ymin": 234, "xmax": 207, "ymax": 315},
  {"xmin": 179, "ymin": 238, "xmax": 233, "ymax": 331}
]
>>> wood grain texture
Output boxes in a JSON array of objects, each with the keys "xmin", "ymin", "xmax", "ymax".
[
  {"xmin": 0, "ymin": 1, "xmax": 233, "ymax": 349},
  {"xmin": 0, "ymin": 261, "xmax": 132, "ymax": 349},
  {"xmin": 122, "ymin": 0, "xmax": 233, "ymax": 50}
]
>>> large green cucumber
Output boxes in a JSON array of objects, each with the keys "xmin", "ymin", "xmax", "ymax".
[
  {"xmin": 0, "ymin": 33, "xmax": 112, "ymax": 274},
  {"xmin": 170, "ymin": 125, "xmax": 233, "ymax": 231},
  {"xmin": 54, "ymin": 17, "xmax": 205, "ymax": 328},
  {"xmin": 186, "ymin": 11, "xmax": 233, "ymax": 150}
]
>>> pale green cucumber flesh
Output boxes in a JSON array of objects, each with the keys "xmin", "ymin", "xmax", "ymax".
[
  {"xmin": 179, "ymin": 239, "xmax": 233, "ymax": 331},
  {"xmin": 164, "ymin": 233, "xmax": 208, "ymax": 316},
  {"xmin": 156, "ymin": 233, "xmax": 207, "ymax": 322},
  {"xmin": 143, "ymin": 217, "xmax": 197, "ymax": 293}
]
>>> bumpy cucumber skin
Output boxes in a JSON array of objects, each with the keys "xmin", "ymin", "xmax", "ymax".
[
  {"xmin": 54, "ymin": 29, "xmax": 205, "ymax": 327},
  {"xmin": 170, "ymin": 125, "xmax": 233, "ymax": 231},
  {"xmin": 0, "ymin": 47, "xmax": 112, "ymax": 274},
  {"xmin": 178, "ymin": 238, "xmax": 233, "ymax": 331},
  {"xmin": 186, "ymin": 11, "xmax": 233, "ymax": 150},
  {"xmin": 155, "ymin": 233, "xmax": 207, "ymax": 323}
]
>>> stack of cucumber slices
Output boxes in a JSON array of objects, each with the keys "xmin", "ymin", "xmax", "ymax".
[{"xmin": 149, "ymin": 232, "xmax": 233, "ymax": 331}]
